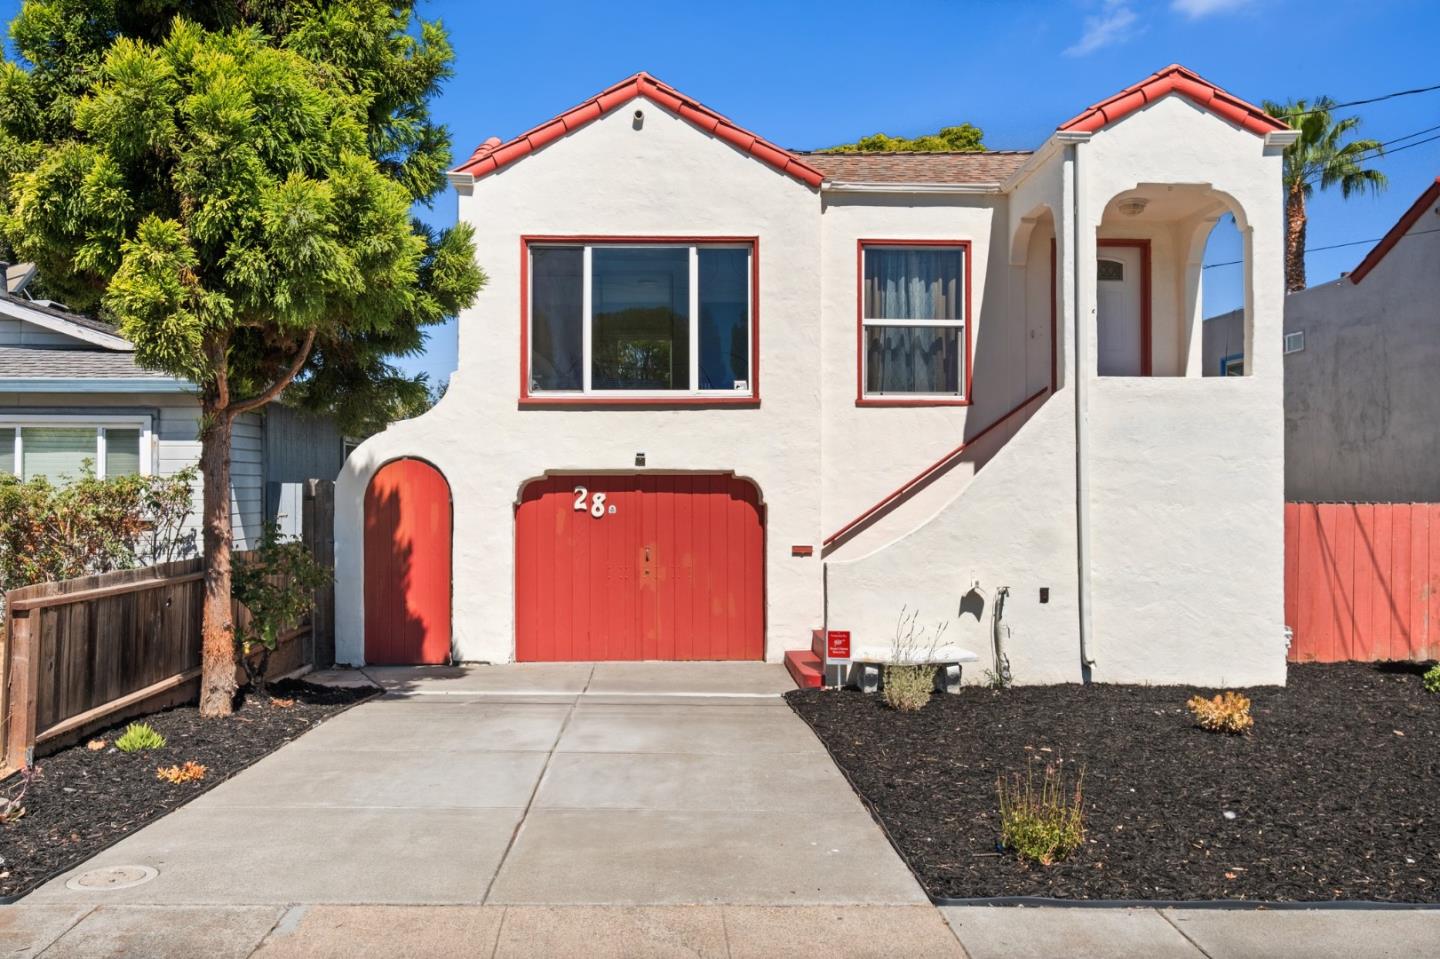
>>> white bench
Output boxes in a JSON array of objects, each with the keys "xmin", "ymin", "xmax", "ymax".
[{"xmin": 844, "ymin": 643, "xmax": 979, "ymax": 695}]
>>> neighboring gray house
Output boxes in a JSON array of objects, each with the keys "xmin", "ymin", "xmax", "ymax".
[
  {"xmin": 0, "ymin": 279, "xmax": 347, "ymax": 548},
  {"xmin": 1204, "ymin": 175, "xmax": 1440, "ymax": 503}
]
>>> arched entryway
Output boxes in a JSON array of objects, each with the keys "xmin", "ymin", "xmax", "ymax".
[{"xmin": 364, "ymin": 458, "xmax": 452, "ymax": 664}]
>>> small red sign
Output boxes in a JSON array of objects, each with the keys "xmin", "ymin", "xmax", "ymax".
[{"xmin": 826, "ymin": 630, "xmax": 851, "ymax": 659}]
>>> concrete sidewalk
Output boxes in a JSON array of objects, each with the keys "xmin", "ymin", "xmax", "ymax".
[
  {"xmin": 24, "ymin": 663, "xmax": 922, "ymax": 907},
  {"xmin": 5, "ymin": 902, "xmax": 1440, "ymax": 957}
]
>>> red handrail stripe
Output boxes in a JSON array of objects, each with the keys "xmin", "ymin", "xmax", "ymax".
[{"xmin": 823, "ymin": 388, "xmax": 1050, "ymax": 549}]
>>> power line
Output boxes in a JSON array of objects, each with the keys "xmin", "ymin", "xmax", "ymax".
[
  {"xmin": 1203, "ymin": 227, "xmax": 1440, "ymax": 270},
  {"xmin": 1284, "ymin": 82, "xmax": 1440, "ymax": 118}
]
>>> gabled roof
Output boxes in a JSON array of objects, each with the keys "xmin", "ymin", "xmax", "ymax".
[
  {"xmin": 0, "ymin": 291, "xmax": 132, "ymax": 350},
  {"xmin": 798, "ymin": 151, "xmax": 1032, "ymax": 185},
  {"xmin": 450, "ymin": 72, "xmax": 826, "ymax": 188},
  {"xmin": 1348, "ymin": 176, "xmax": 1440, "ymax": 285},
  {"xmin": 1058, "ymin": 64, "xmax": 1289, "ymax": 137}
]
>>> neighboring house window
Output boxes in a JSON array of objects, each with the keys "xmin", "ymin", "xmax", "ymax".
[
  {"xmin": 1284, "ymin": 330, "xmax": 1305, "ymax": 355},
  {"xmin": 859, "ymin": 241, "xmax": 970, "ymax": 404},
  {"xmin": 525, "ymin": 239, "xmax": 756, "ymax": 401},
  {"xmin": 0, "ymin": 417, "xmax": 152, "ymax": 481},
  {"xmin": 1220, "ymin": 353, "xmax": 1244, "ymax": 377}
]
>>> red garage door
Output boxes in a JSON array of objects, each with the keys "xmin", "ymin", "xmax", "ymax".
[
  {"xmin": 364, "ymin": 458, "xmax": 452, "ymax": 665},
  {"xmin": 516, "ymin": 474, "xmax": 764, "ymax": 661}
]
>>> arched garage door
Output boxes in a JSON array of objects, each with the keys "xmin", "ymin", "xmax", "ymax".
[
  {"xmin": 364, "ymin": 458, "xmax": 452, "ymax": 664},
  {"xmin": 516, "ymin": 474, "xmax": 764, "ymax": 661}
]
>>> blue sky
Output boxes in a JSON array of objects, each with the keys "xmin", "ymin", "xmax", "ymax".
[{"xmin": 7, "ymin": 0, "xmax": 1440, "ymax": 383}]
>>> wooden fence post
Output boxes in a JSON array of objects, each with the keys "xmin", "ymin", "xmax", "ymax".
[
  {"xmin": 4, "ymin": 609, "xmax": 38, "ymax": 774},
  {"xmin": 304, "ymin": 479, "xmax": 336, "ymax": 669}
]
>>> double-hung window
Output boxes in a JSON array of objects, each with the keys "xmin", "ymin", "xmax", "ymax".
[
  {"xmin": 859, "ymin": 241, "xmax": 969, "ymax": 403},
  {"xmin": 526, "ymin": 239, "xmax": 755, "ymax": 401},
  {"xmin": 0, "ymin": 416, "xmax": 152, "ymax": 482}
]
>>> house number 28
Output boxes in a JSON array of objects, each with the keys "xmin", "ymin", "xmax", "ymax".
[{"xmin": 573, "ymin": 487, "xmax": 615, "ymax": 518}]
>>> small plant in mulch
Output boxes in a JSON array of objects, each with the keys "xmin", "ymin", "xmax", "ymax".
[
  {"xmin": 1423, "ymin": 664, "xmax": 1440, "ymax": 694},
  {"xmin": 1187, "ymin": 691, "xmax": 1254, "ymax": 734},
  {"xmin": 996, "ymin": 760, "xmax": 1086, "ymax": 866},
  {"xmin": 0, "ymin": 765, "xmax": 37, "ymax": 824},
  {"xmin": 155, "ymin": 761, "xmax": 207, "ymax": 784},
  {"xmin": 882, "ymin": 607, "xmax": 947, "ymax": 712},
  {"xmin": 233, "ymin": 524, "xmax": 331, "ymax": 697},
  {"xmin": 115, "ymin": 722, "xmax": 167, "ymax": 752}
]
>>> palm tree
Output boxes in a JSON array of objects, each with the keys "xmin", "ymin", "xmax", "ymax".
[{"xmin": 1264, "ymin": 97, "xmax": 1386, "ymax": 292}]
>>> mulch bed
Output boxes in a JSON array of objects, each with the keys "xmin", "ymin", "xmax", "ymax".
[
  {"xmin": 787, "ymin": 662, "xmax": 1440, "ymax": 902},
  {"xmin": 0, "ymin": 679, "xmax": 377, "ymax": 900}
]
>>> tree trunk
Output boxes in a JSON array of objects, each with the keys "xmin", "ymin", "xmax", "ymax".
[
  {"xmin": 198, "ymin": 403, "xmax": 238, "ymax": 718},
  {"xmin": 1285, "ymin": 188, "xmax": 1307, "ymax": 293}
]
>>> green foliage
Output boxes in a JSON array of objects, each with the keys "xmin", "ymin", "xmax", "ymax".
[
  {"xmin": 996, "ymin": 761, "xmax": 1086, "ymax": 866},
  {"xmin": 0, "ymin": 1, "xmax": 485, "ymax": 426},
  {"xmin": 821, "ymin": 123, "xmax": 986, "ymax": 154},
  {"xmin": 115, "ymin": 721, "xmax": 167, "ymax": 752},
  {"xmin": 1263, "ymin": 97, "xmax": 1387, "ymax": 203},
  {"xmin": 883, "ymin": 664, "xmax": 935, "ymax": 712},
  {"xmin": 0, "ymin": 467, "xmax": 195, "ymax": 596},
  {"xmin": 1423, "ymin": 664, "xmax": 1440, "ymax": 694},
  {"xmin": 233, "ymin": 523, "xmax": 330, "ymax": 687}
]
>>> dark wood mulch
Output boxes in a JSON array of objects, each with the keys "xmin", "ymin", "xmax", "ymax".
[
  {"xmin": 786, "ymin": 662, "xmax": 1440, "ymax": 902},
  {"xmin": 0, "ymin": 679, "xmax": 377, "ymax": 900}
]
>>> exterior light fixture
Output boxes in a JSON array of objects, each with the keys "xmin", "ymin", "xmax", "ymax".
[{"xmin": 1118, "ymin": 197, "xmax": 1149, "ymax": 217}]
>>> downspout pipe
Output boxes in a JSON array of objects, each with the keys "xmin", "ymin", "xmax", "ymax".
[{"xmin": 1070, "ymin": 140, "xmax": 1097, "ymax": 678}]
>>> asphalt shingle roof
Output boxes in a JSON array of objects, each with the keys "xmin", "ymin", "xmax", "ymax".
[
  {"xmin": 0, "ymin": 346, "xmax": 171, "ymax": 379},
  {"xmin": 797, "ymin": 151, "xmax": 1033, "ymax": 185}
]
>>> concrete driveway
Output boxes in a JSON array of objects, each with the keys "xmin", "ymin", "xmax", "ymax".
[{"xmin": 25, "ymin": 662, "xmax": 924, "ymax": 908}]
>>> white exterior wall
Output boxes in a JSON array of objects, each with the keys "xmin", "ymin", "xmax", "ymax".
[
  {"xmin": 334, "ymin": 87, "xmax": 1288, "ymax": 686},
  {"xmin": 335, "ymin": 100, "xmax": 824, "ymax": 665},
  {"xmin": 1078, "ymin": 96, "xmax": 1288, "ymax": 685}
]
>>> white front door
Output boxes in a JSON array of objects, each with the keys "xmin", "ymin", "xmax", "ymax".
[{"xmin": 1096, "ymin": 247, "xmax": 1143, "ymax": 376}]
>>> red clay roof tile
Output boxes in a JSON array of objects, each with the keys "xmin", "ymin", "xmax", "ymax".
[
  {"xmin": 450, "ymin": 72, "xmax": 826, "ymax": 189},
  {"xmin": 1058, "ymin": 64, "xmax": 1287, "ymax": 137}
]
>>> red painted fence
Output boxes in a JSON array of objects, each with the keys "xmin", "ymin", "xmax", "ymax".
[{"xmin": 1285, "ymin": 503, "xmax": 1440, "ymax": 663}]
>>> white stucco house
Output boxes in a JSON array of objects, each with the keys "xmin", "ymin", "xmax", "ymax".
[
  {"xmin": 0, "ymin": 287, "xmax": 348, "ymax": 551},
  {"xmin": 336, "ymin": 64, "xmax": 1297, "ymax": 686}
]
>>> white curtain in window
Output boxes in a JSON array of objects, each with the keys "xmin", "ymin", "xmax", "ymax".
[{"xmin": 864, "ymin": 249, "xmax": 962, "ymax": 320}]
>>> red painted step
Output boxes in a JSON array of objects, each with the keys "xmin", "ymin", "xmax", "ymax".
[{"xmin": 784, "ymin": 649, "xmax": 823, "ymax": 689}]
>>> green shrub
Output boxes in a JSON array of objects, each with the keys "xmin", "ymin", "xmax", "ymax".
[
  {"xmin": 883, "ymin": 664, "xmax": 935, "ymax": 712},
  {"xmin": 1424, "ymin": 664, "xmax": 1440, "ymax": 694},
  {"xmin": 0, "ymin": 468, "xmax": 195, "ymax": 606},
  {"xmin": 115, "ymin": 722, "xmax": 166, "ymax": 753},
  {"xmin": 234, "ymin": 524, "xmax": 331, "ymax": 693},
  {"xmin": 996, "ymin": 761, "xmax": 1086, "ymax": 866}
]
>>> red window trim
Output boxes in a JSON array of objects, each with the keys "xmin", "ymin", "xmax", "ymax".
[
  {"xmin": 1096, "ymin": 238, "xmax": 1152, "ymax": 377},
  {"xmin": 855, "ymin": 239, "xmax": 974, "ymax": 408},
  {"xmin": 519, "ymin": 235, "xmax": 761, "ymax": 408}
]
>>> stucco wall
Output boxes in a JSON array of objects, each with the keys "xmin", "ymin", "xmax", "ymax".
[
  {"xmin": 1280, "ymin": 214, "xmax": 1440, "ymax": 502},
  {"xmin": 334, "ymin": 86, "xmax": 1288, "ymax": 685},
  {"xmin": 1079, "ymin": 95, "xmax": 1288, "ymax": 685},
  {"xmin": 335, "ymin": 99, "xmax": 825, "ymax": 665}
]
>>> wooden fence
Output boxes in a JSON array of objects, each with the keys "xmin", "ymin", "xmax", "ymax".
[
  {"xmin": 0, "ymin": 479, "xmax": 336, "ymax": 775},
  {"xmin": 1285, "ymin": 502, "xmax": 1440, "ymax": 663}
]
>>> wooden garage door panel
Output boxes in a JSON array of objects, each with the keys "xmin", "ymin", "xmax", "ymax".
[
  {"xmin": 516, "ymin": 474, "xmax": 763, "ymax": 662},
  {"xmin": 364, "ymin": 458, "xmax": 452, "ymax": 665}
]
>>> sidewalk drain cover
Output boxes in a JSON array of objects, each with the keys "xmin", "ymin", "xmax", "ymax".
[{"xmin": 66, "ymin": 865, "xmax": 158, "ymax": 891}]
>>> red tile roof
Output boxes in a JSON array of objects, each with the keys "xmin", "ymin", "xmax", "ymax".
[
  {"xmin": 799, "ymin": 151, "xmax": 1032, "ymax": 185},
  {"xmin": 1058, "ymin": 64, "xmax": 1288, "ymax": 137},
  {"xmin": 1348, "ymin": 176, "xmax": 1440, "ymax": 284},
  {"xmin": 450, "ymin": 72, "xmax": 826, "ymax": 188}
]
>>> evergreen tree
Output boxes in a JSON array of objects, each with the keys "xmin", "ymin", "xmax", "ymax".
[{"xmin": 1, "ymin": 3, "xmax": 483, "ymax": 716}]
